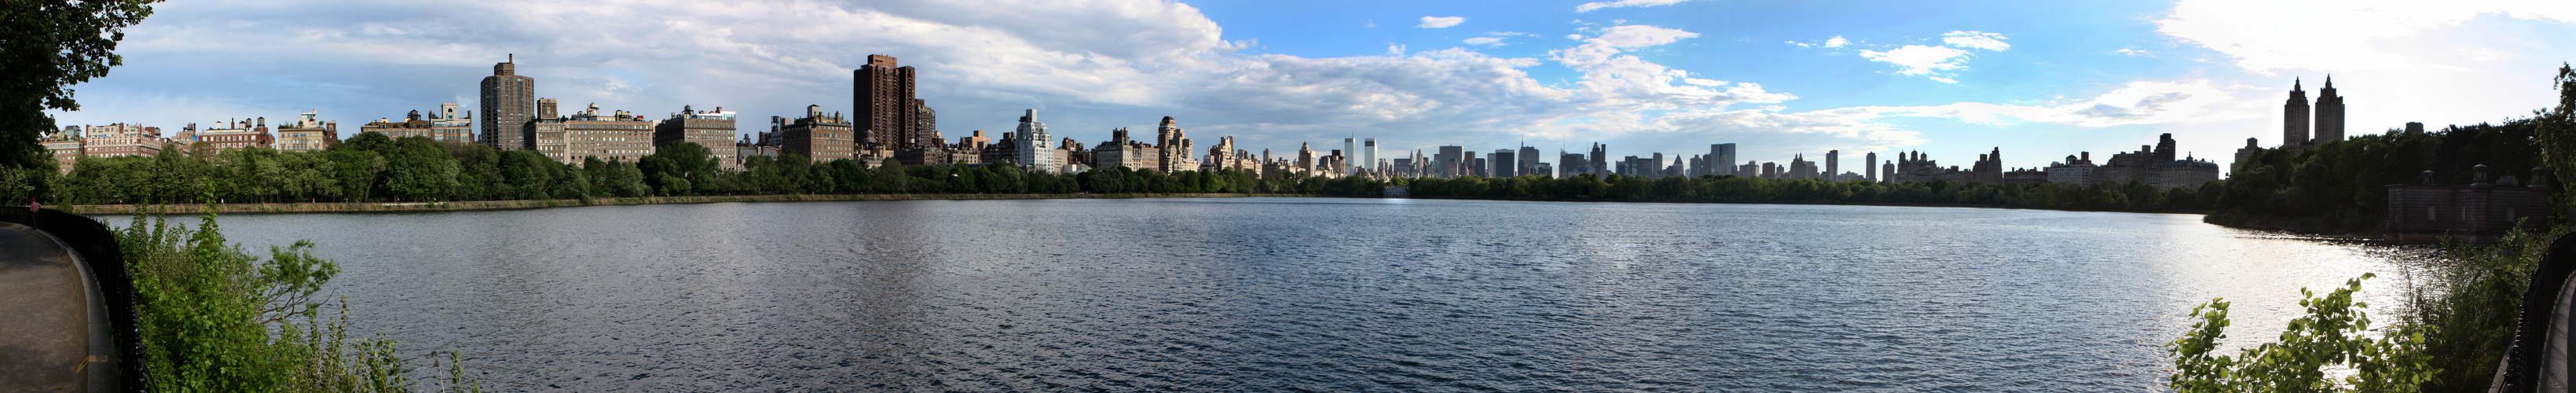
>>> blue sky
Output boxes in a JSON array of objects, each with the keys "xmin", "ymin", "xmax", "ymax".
[{"xmin": 46, "ymin": 0, "xmax": 2576, "ymax": 173}]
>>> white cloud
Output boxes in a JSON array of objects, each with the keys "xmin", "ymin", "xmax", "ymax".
[
  {"xmin": 2156, "ymin": 0, "xmax": 2576, "ymax": 73},
  {"xmin": 1823, "ymin": 36, "xmax": 1849, "ymax": 48},
  {"xmin": 2114, "ymin": 48, "xmax": 2153, "ymax": 57},
  {"xmin": 1849, "ymin": 31, "xmax": 2009, "ymax": 83},
  {"xmin": 1940, "ymin": 31, "xmax": 2010, "ymax": 51},
  {"xmin": 2152, "ymin": 0, "xmax": 2576, "ymax": 149},
  {"xmin": 1575, "ymin": 0, "xmax": 1695, "ymax": 13},
  {"xmin": 64, "ymin": 0, "xmax": 1854, "ymax": 157},
  {"xmin": 1887, "ymin": 79, "xmax": 2259, "ymax": 127},
  {"xmin": 1859, "ymin": 45, "xmax": 1973, "ymax": 75},
  {"xmin": 1417, "ymin": 16, "xmax": 1464, "ymax": 28},
  {"xmin": 1464, "ymin": 37, "xmax": 1504, "ymax": 46}
]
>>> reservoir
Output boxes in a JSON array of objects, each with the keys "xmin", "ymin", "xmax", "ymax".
[{"xmin": 136, "ymin": 197, "xmax": 2420, "ymax": 391}]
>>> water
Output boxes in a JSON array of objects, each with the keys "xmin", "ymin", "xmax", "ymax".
[{"xmin": 121, "ymin": 197, "xmax": 2424, "ymax": 391}]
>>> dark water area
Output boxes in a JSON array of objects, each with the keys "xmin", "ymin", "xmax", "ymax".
[{"xmin": 118, "ymin": 197, "xmax": 2422, "ymax": 391}]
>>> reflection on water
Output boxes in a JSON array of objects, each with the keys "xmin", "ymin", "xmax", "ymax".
[{"xmin": 138, "ymin": 197, "xmax": 2423, "ymax": 391}]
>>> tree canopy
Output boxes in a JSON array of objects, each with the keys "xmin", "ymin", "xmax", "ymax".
[{"xmin": 0, "ymin": 0, "xmax": 161, "ymax": 170}]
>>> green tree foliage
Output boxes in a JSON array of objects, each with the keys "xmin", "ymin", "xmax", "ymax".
[
  {"xmin": 2404, "ymin": 226, "xmax": 2568, "ymax": 392},
  {"xmin": 382, "ymin": 136, "xmax": 460, "ymax": 201},
  {"xmin": 0, "ymin": 0, "xmax": 159, "ymax": 170},
  {"xmin": 2167, "ymin": 274, "xmax": 2435, "ymax": 392},
  {"xmin": 2539, "ymin": 64, "xmax": 2576, "ymax": 196},
  {"xmin": 2204, "ymin": 120, "xmax": 2551, "ymax": 233},
  {"xmin": 119, "ymin": 211, "xmax": 478, "ymax": 391}
]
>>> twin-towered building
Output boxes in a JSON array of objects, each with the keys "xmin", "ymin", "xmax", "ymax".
[{"xmin": 2279, "ymin": 77, "xmax": 2346, "ymax": 154}]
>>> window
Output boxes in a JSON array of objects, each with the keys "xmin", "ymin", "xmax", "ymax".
[{"xmin": 2428, "ymin": 205, "xmax": 2437, "ymax": 222}]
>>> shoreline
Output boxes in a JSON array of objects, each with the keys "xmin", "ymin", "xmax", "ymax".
[
  {"xmin": 1402, "ymin": 195, "xmax": 2208, "ymax": 215},
  {"xmin": 58, "ymin": 193, "xmax": 1310, "ymax": 215}
]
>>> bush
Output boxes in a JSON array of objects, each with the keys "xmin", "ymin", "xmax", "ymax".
[
  {"xmin": 2167, "ymin": 274, "xmax": 2435, "ymax": 392},
  {"xmin": 118, "ymin": 210, "xmax": 478, "ymax": 391},
  {"xmin": 2403, "ymin": 226, "xmax": 2567, "ymax": 392}
]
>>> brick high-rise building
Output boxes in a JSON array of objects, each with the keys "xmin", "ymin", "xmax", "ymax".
[
  {"xmin": 482, "ymin": 55, "xmax": 535, "ymax": 151},
  {"xmin": 526, "ymin": 99, "xmax": 570, "ymax": 162},
  {"xmin": 782, "ymin": 105, "xmax": 855, "ymax": 163},
  {"xmin": 559, "ymin": 105, "xmax": 657, "ymax": 164},
  {"xmin": 854, "ymin": 54, "xmax": 929, "ymax": 156},
  {"xmin": 656, "ymin": 105, "xmax": 741, "ymax": 171}
]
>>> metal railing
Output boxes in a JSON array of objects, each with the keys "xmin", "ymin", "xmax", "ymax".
[{"xmin": 0, "ymin": 208, "xmax": 149, "ymax": 392}]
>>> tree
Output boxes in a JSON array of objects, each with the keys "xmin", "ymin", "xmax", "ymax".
[
  {"xmin": 2538, "ymin": 64, "xmax": 2576, "ymax": 194},
  {"xmin": 338, "ymin": 131, "xmax": 394, "ymax": 153},
  {"xmin": 0, "ymin": 0, "xmax": 160, "ymax": 170},
  {"xmin": 874, "ymin": 158, "xmax": 906, "ymax": 193},
  {"xmin": 383, "ymin": 137, "xmax": 457, "ymax": 201}
]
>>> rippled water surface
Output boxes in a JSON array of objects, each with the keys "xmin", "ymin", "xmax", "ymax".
[{"xmin": 139, "ymin": 197, "xmax": 2423, "ymax": 391}]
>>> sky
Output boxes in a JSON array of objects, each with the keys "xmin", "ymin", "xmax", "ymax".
[{"xmin": 45, "ymin": 0, "xmax": 2576, "ymax": 173}]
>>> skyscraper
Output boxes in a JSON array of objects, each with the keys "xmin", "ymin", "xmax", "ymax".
[
  {"xmin": 1866, "ymin": 152, "xmax": 1878, "ymax": 182},
  {"xmin": 1825, "ymin": 150, "xmax": 1839, "ymax": 181},
  {"xmin": 1492, "ymin": 149, "xmax": 1517, "ymax": 178},
  {"xmin": 1436, "ymin": 145, "xmax": 1465, "ymax": 178},
  {"xmin": 480, "ymin": 54, "xmax": 534, "ymax": 151},
  {"xmin": 2314, "ymin": 75, "xmax": 2344, "ymax": 143},
  {"xmin": 1362, "ymin": 138, "xmax": 1378, "ymax": 174},
  {"xmin": 1588, "ymin": 143, "xmax": 1607, "ymax": 176},
  {"xmin": 1015, "ymin": 109, "xmax": 1058, "ymax": 173},
  {"xmin": 1713, "ymin": 143, "xmax": 1736, "ymax": 176},
  {"xmin": 2283, "ymin": 78, "xmax": 2310, "ymax": 152},
  {"xmin": 1350, "ymin": 138, "xmax": 1370, "ymax": 174},
  {"xmin": 855, "ymin": 54, "xmax": 927, "ymax": 155},
  {"xmin": 1560, "ymin": 152, "xmax": 1585, "ymax": 178},
  {"xmin": 1518, "ymin": 145, "xmax": 1541, "ymax": 178}
]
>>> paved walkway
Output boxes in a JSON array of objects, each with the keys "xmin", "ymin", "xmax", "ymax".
[{"xmin": 0, "ymin": 222, "xmax": 115, "ymax": 392}]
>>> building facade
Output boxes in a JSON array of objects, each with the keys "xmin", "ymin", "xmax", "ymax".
[
  {"xmin": 273, "ymin": 111, "xmax": 338, "ymax": 152},
  {"xmin": 2314, "ymin": 76, "xmax": 2345, "ymax": 143},
  {"xmin": 190, "ymin": 119, "xmax": 273, "ymax": 152},
  {"xmin": 1013, "ymin": 109, "xmax": 1058, "ymax": 173},
  {"xmin": 780, "ymin": 105, "xmax": 855, "ymax": 163},
  {"xmin": 361, "ymin": 116, "xmax": 438, "ymax": 141},
  {"xmin": 655, "ymin": 105, "xmax": 740, "ymax": 171},
  {"xmin": 558, "ymin": 104, "xmax": 657, "ymax": 163},
  {"xmin": 79, "ymin": 123, "xmax": 163, "ymax": 159},
  {"xmin": 2386, "ymin": 165, "xmax": 2549, "ymax": 243},
  {"xmin": 1093, "ymin": 127, "xmax": 1160, "ymax": 171},
  {"xmin": 855, "ymin": 54, "xmax": 939, "ymax": 162},
  {"xmin": 431, "ymin": 103, "xmax": 473, "ymax": 143},
  {"xmin": 1153, "ymin": 116, "xmax": 1196, "ymax": 173},
  {"xmin": 481, "ymin": 56, "xmax": 535, "ymax": 151},
  {"xmin": 40, "ymin": 127, "xmax": 81, "ymax": 173}
]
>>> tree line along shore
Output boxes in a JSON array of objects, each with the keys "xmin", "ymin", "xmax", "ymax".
[{"xmin": 0, "ymin": 115, "xmax": 2551, "ymax": 233}]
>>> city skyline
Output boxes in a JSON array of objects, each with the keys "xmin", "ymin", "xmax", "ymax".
[{"xmin": 38, "ymin": 0, "xmax": 2576, "ymax": 172}]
